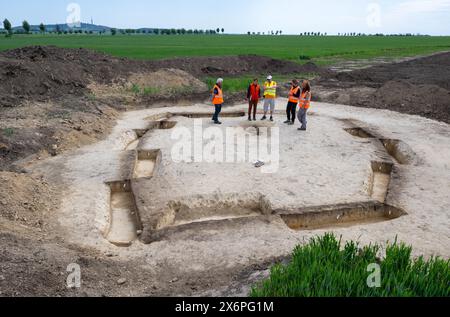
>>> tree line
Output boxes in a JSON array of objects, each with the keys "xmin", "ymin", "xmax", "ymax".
[
  {"xmin": 2, "ymin": 18, "xmax": 227, "ymax": 37},
  {"xmin": 2, "ymin": 19, "xmax": 430, "ymax": 37}
]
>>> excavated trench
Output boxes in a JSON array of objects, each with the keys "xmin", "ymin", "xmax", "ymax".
[
  {"xmin": 125, "ymin": 121, "xmax": 177, "ymax": 150},
  {"xmin": 370, "ymin": 161, "xmax": 393, "ymax": 203},
  {"xmin": 278, "ymin": 202, "xmax": 406, "ymax": 231},
  {"xmin": 344, "ymin": 126, "xmax": 417, "ymax": 165},
  {"xmin": 133, "ymin": 150, "xmax": 161, "ymax": 179},
  {"xmin": 175, "ymin": 111, "xmax": 246, "ymax": 119},
  {"xmin": 344, "ymin": 127, "xmax": 375, "ymax": 139},
  {"xmin": 168, "ymin": 194, "xmax": 272, "ymax": 227},
  {"xmin": 105, "ymin": 181, "xmax": 143, "ymax": 247},
  {"xmin": 380, "ymin": 139, "xmax": 416, "ymax": 165},
  {"xmin": 105, "ymin": 114, "xmax": 409, "ymax": 247}
]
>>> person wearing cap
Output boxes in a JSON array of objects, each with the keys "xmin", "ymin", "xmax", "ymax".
[
  {"xmin": 211, "ymin": 78, "xmax": 224, "ymax": 124},
  {"xmin": 247, "ymin": 78, "xmax": 261, "ymax": 121},
  {"xmin": 262, "ymin": 75, "xmax": 277, "ymax": 122},
  {"xmin": 285, "ymin": 79, "xmax": 301, "ymax": 125}
]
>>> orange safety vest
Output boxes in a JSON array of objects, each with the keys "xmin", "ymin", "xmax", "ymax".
[
  {"xmin": 299, "ymin": 91, "xmax": 311, "ymax": 109},
  {"xmin": 212, "ymin": 85, "xmax": 224, "ymax": 105},
  {"xmin": 288, "ymin": 86, "xmax": 300, "ymax": 103}
]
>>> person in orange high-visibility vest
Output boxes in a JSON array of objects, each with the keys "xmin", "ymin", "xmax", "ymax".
[
  {"xmin": 297, "ymin": 80, "xmax": 312, "ymax": 131},
  {"xmin": 284, "ymin": 79, "xmax": 301, "ymax": 125},
  {"xmin": 211, "ymin": 78, "xmax": 224, "ymax": 124}
]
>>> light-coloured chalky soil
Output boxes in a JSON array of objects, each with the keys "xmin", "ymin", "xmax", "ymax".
[{"xmin": 30, "ymin": 98, "xmax": 450, "ymax": 296}]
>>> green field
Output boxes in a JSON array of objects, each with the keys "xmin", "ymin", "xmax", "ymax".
[{"xmin": 1, "ymin": 34, "xmax": 450, "ymax": 64}]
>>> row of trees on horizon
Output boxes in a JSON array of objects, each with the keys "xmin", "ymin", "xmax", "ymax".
[
  {"xmin": 2, "ymin": 19, "xmax": 431, "ymax": 38},
  {"xmin": 2, "ymin": 19, "xmax": 228, "ymax": 36}
]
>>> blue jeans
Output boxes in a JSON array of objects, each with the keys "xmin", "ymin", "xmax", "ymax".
[{"xmin": 213, "ymin": 104, "xmax": 222, "ymax": 122}]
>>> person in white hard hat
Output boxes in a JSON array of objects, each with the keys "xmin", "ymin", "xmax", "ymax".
[
  {"xmin": 262, "ymin": 75, "xmax": 277, "ymax": 121},
  {"xmin": 211, "ymin": 78, "xmax": 224, "ymax": 124}
]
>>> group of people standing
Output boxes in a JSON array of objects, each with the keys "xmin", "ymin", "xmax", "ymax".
[{"xmin": 211, "ymin": 75, "xmax": 312, "ymax": 131}]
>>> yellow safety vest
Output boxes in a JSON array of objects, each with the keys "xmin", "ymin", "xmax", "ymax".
[{"xmin": 264, "ymin": 81, "xmax": 277, "ymax": 98}]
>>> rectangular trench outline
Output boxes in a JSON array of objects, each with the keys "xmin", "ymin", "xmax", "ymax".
[
  {"xmin": 275, "ymin": 201, "xmax": 407, "ymax": 231},
  {"xmin": 104, "ymin": 148, "xmax": 162, "ymax": 247},
  {"xmin": 369, "ymin": 161, "xmax": 394, "ymax": 203},
  {"xmin": 343, "ymin": 125, "xmax": 417, "ymax": 165},
  {"xmin": 104, "ymin": 180, "xmax": 143, "ymax": 247},
  {"xmin": 133, "ymin": 149, "xmax": 162, "ymax": 180}
]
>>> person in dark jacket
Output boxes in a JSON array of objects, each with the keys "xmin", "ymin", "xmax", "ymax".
[{"xmin": 247, "ymin": 78, "xmax": 261, "ymax": 121}]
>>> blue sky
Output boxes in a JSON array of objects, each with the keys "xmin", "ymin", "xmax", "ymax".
[{"xmin": 1, "ymin": 0, "xmax": 450, "ymax": 35}]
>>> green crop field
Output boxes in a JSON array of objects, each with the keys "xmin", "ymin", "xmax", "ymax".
[{"xmin": 1, "ymin": 34, "xmax": 450, "ymax": 65}]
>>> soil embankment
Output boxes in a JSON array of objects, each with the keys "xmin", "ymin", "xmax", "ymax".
[{"xmin": 315, "ymin": 52, "xmax": 450, "ymax": 124}]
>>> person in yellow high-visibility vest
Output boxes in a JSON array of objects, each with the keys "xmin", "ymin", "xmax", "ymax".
[{"xmin": 261, "ymin": 75, "xmax": 277, "ymax": 122}]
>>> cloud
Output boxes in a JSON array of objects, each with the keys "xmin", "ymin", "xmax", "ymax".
[{"xmin": 392, "ymin": 0, "xmax": 450, "ymax": 14}]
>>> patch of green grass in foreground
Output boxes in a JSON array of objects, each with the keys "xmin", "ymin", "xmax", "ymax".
[
  {"xmin": 251, "ymin": 234, "xmax": 450, "ymax": 297},
  {"xmin": 204, "ymin": 74, "xmax": 317, "ymax": 93}
]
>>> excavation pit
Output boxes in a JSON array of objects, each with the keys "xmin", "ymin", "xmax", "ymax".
[
  {"xmin": 239, "ymin": 121, "xmax": 275, "ymax": 137},
  {"xmin": 175, "ymin": 111, "xmax": 246, "ymax": 119},
  {"xmin": 380, "ymin": 139, "xmax": 416, "ymax": 165},
  {"xmin": 125, "ymin": 129, "xmax": 150, "ymax": 150},
  {"xmin": 105, "ymin": 181, "xmax": 142, "ymax": 247},
  {"xmin": 148, "ymin": 120, "xmax": 178, "ymax": 130},
  {"xmin": 344, "ymin": 127, "xmax": 375, "ymax": 139},
  {"xmin": 278, "ymin": 202, "xmax": 407, "ymax": 231},
  {"xmin": 133, "ymin": 150, "xmax": 161, "ymax": 179},
  {"xmin": 167, "ymin": 194, "xmax": 272, "ymax": 227},
  {"xmin": 370, "ymin": 161, "xmax": 393, "ymax": 203}
]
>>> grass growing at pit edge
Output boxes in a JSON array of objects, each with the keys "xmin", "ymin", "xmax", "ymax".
[{"xmin": 250, "ymin": 233, "xmax": 450, "ymax": 297}]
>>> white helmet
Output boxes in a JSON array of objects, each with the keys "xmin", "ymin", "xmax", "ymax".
[
  {"xmin": 267, "ymin": 75, "xmax": 273, "ymax": 80},
  {"xmin": 217, "ymin": 78, "xmax": 224, "ymax": 84}
]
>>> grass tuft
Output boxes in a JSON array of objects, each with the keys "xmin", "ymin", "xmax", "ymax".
[
  {"xmin": 251, "ymin": 233, "xmax": 450, "ymax": 297},
  {"xmin": 3, "ymin": 128, "xmax": 14, "ymax": 137}
]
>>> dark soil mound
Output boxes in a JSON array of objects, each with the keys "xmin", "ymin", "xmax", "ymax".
[
  {"xmin": 157, "ymin": 55, "xmax": 324, "ymax": 77},
  {"xmin": 353, "ymin": 80, "xmax": 450, "ymax": 123},
  {"xmin": 0, "ymin": 46, "xmax": 324, "ymax": 107},
  {"xmin": 0, "ymin": 46, "xmax": 139, "ymax": 107},
  {"xmin": 317, "ymin": 52, "xmax": 450, "ymax": 123}
]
